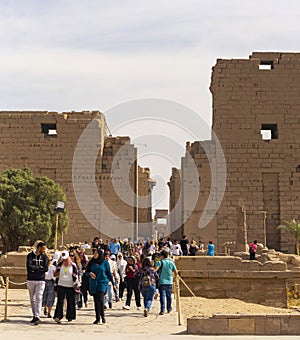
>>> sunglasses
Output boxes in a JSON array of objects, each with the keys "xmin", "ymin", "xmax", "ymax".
[{"xmin": 70, "ymin": 254, "xmax": 75, "ymax": 257}]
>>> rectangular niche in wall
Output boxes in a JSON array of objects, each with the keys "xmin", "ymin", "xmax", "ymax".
[{"xmin": 261, "ymin": 124, "xmax": 278, "ymax": 140}]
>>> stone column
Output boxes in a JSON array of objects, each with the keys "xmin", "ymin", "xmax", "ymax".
[{"xmin": 236, "ymin": 201, "xmax": 248, "ymax": 252}]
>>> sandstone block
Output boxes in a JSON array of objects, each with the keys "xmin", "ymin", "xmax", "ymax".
[{"xmin": 228, "ymin": 318, "xmax": 255, "ymax": 334}]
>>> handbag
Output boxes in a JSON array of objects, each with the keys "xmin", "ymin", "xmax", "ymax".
[{"xmin": 73, "ymin": 278, "xmax": 81, "ymax": 293}]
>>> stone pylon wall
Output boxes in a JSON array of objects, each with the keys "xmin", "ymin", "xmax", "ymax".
[
  {"xmin": 175, "ymin": 52, "xmax": 300, "ymax": 253},
  {"xmin": 100, "ymin": 136, "xmax": 153, "ymax": 240},
  {"xmin": 0, "ymin": 111, "xmax": 153, "ymax": 245},
  {"xmin": 0, "ymin": 111, "xmax": 107, "ymax": 244}
]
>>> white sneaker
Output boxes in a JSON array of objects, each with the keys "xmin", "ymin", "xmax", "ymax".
[
  {"xmin": 123, "ymin": 305, "xmax": 130, "ymax": 310},
  {"xmin": 136, "ymin": 306, "xmax": 142, "ymax": 310}
]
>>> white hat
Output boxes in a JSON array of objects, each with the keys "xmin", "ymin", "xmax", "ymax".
[
  {"xmin": 61, "ymin": 250, "xmax": 69, "ymax": 260},
  {"xmin": 110, "ymin": 254, "xmax": 116, "ymax": 260}
]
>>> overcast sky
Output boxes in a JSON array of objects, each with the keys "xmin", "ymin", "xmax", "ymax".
[{"xmin": 1, "ymin": 0, "xmax": 300, "ymax": 210}]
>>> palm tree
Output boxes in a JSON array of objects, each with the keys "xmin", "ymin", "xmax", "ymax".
[{"xmin": 278, "ymin": 219, "xmax": 300, "ymax": 255}]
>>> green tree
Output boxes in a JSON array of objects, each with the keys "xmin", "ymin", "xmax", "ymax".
[
  {"xmin": 278, "ymin": 219, "xmax": 300, "ymax": 255},
  {"xmin": 0, "ymin": 167, "xmax": 68, "ymax": 252}
]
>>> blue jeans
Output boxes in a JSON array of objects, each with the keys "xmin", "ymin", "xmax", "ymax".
[
  {"xmin": 104, "ymin": 284, "xmax": 113, "ymax": 304},
  {"xmin": 141, "ymin": 285, "xmax": 156, "ymax": 311},
  {"xmin": 158, "ymin": 284, "xmax": 173, "ymax": 313}
]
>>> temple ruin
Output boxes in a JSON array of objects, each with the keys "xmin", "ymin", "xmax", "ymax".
[
  {"xmin": 0, "ymin": 111, "xmax": 154, "ymax": 245},
  {"xmin": 170, "ymin": 52, "xmax": 300, "ymax": 254}
]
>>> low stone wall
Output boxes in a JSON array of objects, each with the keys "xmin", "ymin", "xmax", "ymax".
[
  {"xmin": 0, "ymin": 267, "xmax": 27, "ymax": 288},
  {"xmin": 0, "ymin": 252, "xmax": 28, "ymax": 288},
  {"xmin": 187, "ymin": 314, "xmax": 300, "ymax": 335},
  {"xmin": 174, "ymin": 256, "xmax": 300, "ymax": 308}
]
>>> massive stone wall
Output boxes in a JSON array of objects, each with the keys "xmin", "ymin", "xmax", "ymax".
[
  {"xmin": 100, "ymin": 136, "xmax": 153, "ymax": 239},
  {"xmin": 172, "ymin": 52, "xmax": 300, "ymax": 253},
  {"xmin": 0, "ymin": 111, "xmax": 153, "ymax": 245}
]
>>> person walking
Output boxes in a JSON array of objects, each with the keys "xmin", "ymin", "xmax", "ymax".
[
  {"xmin": 123, "ymin": 256, "xmax": 141, "ymax": 310},
  {"xmin": 136, "ymin": 257, "xmax": 159, "ymax": 317},
  {"xmin": 53, "ymin": 250, "xmax": 79, "ymax": 324},
  {"xmin": 78, "ymin": 251, "xmax": 89, "ymax": 307},
  {"xmin": 155, "ymin": 250, "xmax": 178, "ymax": 315},
  {"xmin": 42, "ymin": 254, "xmax": 56, "ymax": 319},
  {"xmin": 103, "ymin": 252, "xmax": 119, "ymax": 308},
  {"xmin": 116, "ymin": 253, "xmax": 127, "ymax": 300},
  {"xmin": 86, "ymin": 248, "xmax": 115, "ymax": 324},
  {"xmin": 26, "ymin": 241, "xmax": 49, "ymax": 325}
]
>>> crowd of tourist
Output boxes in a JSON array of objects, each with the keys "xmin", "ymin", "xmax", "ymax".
[{"xmin": 26, "ymin": 236, "xmax": 213, "ymax": 325}]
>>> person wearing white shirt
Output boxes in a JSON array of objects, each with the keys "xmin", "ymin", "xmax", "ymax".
[
  {"xmin": 81, "ymin": 241, "xmax": 91, "ymax": 249},
  {"xmin": 171, "ymin": 240, "xmax": 183, "ymax": 256}
]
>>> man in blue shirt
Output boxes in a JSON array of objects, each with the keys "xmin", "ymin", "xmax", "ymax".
[
  {"xmin": 109, "ymin": 238, "xmax": 121, "ymax": 256},
  {"xmin": 155, "ymin": 250, "xmax": 178, "ymax": 315},
  {"xmin": 207, "ymin": 241, "xmax": 215, "ymax": 256}
]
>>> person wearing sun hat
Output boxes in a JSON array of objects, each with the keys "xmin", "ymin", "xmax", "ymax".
[{"xmin": 53, "ymin": 250, "xmax": 79, "ymax": 324}]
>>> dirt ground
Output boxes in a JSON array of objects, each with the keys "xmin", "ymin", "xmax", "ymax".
[{"xmin": 180, "ymin": 296, "xmax": 300, "ymax": 320}]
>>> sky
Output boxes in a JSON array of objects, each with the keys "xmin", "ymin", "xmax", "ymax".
[{"xmin": 1, "ymin": 0, "xmax": 300, "ymax": 210}]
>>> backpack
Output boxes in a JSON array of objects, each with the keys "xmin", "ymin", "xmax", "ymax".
[{"xmin": 141, "ymin": 273, "xmax": 152, "ymax": 287}]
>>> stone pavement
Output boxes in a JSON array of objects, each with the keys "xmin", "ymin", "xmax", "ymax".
[{"xmin": 0, "ymin": 289, "xmax": 298, "ymax": 340}]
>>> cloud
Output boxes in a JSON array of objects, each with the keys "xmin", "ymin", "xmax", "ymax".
[
  {"xmin": 1, "ymin": 0, "xmax": 300, "ymax": 210},
  {"xmin": 1, "ymin": 0, "xmax": 298, "ymax": 53},
  {"xmin": 1, "ymin": 0, "xmax": 300, "ymax": 121}
]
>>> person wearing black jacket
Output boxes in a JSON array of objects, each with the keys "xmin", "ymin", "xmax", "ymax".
[{"xmin": 26, "ymin": 241, "xmax": 48, "ymax": 325}]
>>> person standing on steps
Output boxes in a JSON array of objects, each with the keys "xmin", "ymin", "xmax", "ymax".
[
  {"xmin": 249, "ymin": 240, "xmax": 258, "ymax": 260},
  {"xmin": 207, "ymin": 241, "xmax": 215, "ymax": 256},
  {"xmin": 26, "ymin": 241, "xmax": 49, "ymax": 325},
  {"xmin": 180, "ymin": 235, "xmax": 189, "ymax": 256}
]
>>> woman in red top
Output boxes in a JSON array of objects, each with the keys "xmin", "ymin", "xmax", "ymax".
[
  {"xmin": 122, "ymin": 256, "xmax": 141, "ymax": 310},
  {"xmin": 249, "ymin": 240, "xmax": 258, "ymax": 260}
]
